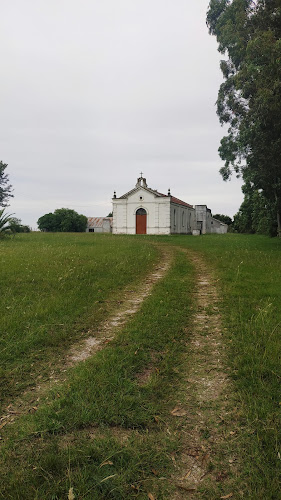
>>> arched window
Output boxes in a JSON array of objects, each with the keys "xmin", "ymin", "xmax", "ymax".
[
  {"xmin": 174, "ymin": 209, "xmax": 176, "ymax": 226},
  {"xmin": 182, "ymin": 211, "xmax": 185, "ymax": 226},
  {"xmin": 136, "ymin": 208, "xmax": 147, "ymax": 215}
]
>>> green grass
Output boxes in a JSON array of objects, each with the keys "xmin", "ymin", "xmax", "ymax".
[
  {"xmin": 0, "ymin": 249, "xmax": 194, "ymax": 499},
  {"xmin": 0, "ymin": 233, "xmax": 158, "ymax": 411},
  {"xmin": 152, "ymin": 233, "xmax": 281, "ymax": 498},
  {"xmin": 1, "ymin": 233, "xmax": 280, "ymax": 498}
]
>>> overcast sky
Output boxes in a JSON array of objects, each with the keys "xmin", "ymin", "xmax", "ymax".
[{"xmin": 1, "ymin": 0, "xmax": 243, "ymax": 229}]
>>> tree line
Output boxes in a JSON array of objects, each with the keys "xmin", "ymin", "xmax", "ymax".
[{"xmin": 207, "ymin": 0, "xmax": 281, "ymax": 236}]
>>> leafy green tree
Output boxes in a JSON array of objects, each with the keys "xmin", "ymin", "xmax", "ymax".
[
  {"xmin": 37, "ymin": 213, "xmax": 57, "ymax": 232},
  {"xmin": 213, "ymin": 213, "xmax": 233, "ymax": 225},
  {"xmin": 37, "ymin": 208, "xmax": 88, "ymax": 232},
  {"xmin": 53, "ymin": 208, "xmax": 87, "ymax": 232},
  {"xmin": 207, "ymin": 0, "xmax": 281, "ymax": 235},
  {"xmin": 0, "ymin": 161, "xmax": 13, "ymax": 207},
  {"xmin": 233, "ymin": 182, "xmax": 276, "ymax": 235}
]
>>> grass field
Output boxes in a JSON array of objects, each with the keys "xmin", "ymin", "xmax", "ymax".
[
  {"xmin": 153, "ymin": 234, "xmax": 281, "ymax": 497},
  {"xmin": 0, "ymin": 233, "xmax": 158, "ymax": 411},
  {"xmin": 0, "ymin": 233, "xmax": 280, "ymax": 499}
]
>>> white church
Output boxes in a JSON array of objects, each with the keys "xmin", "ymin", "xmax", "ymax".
[{"xmin": 110, "ymin": 175, "xmax": 227, "ymax": 235}]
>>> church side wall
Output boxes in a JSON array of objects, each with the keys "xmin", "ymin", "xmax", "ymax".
[
  {"xmin": 156, "ymin": 199, "xmax": 171, "ymax": 235},
  {"xmin": 170, "ymin": 203, "xmax": 195, "ymax": 234}
]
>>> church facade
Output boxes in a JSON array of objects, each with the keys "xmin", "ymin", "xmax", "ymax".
[{"xmin": 112, "ymin": 176, "xmax": 227, "ymax": 235}]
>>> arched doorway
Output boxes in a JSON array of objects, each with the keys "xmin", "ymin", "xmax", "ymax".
[{"xmin": 136, "ymin": 208, "xmax": 147, "ymax": 234}]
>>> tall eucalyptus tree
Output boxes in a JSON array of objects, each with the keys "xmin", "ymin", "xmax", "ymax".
[{"xmin": 207, "ymin": 0, "xmax": 281, "ymax": 234}]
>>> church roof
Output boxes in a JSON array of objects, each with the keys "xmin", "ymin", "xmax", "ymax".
[
  {"xmin": 170, "ymin": 196, "xmax": 193, "ymax": 208},
  {"xmin": 115, "ymin": 178, "xmax": 193, "ymax": 208},
  {"xmin": 118, "ymin": 185, "xmax": 164, "ymax": 199}
]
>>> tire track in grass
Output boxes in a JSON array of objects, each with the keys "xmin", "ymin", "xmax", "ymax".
[
  {"xmin": 68, "ymin": 246, "xmax": 172, "ymax": 365},
  {"xmin": 0, "ymin": 246, "xmax": 173, "ymax": 431},
  {"xmin": 0, "ymin": 248, "xmax": 193, "ymax": 500},
  {"xmin": 171, "ymin": 250, "xmax": 238, "ymax": 499}
]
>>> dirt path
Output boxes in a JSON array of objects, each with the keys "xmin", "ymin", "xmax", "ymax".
[
  {"xmin": 171, "ymin": 250, "xmax": 236, "ymax": 499},
  {"xmin": 0, "ymin": 246, "xmax": 173, "ymax": 430},
  {"xmin": 1, "ymin": 245, "xmax": 238, "ymax": 498},
  {"xmin": 67, "ymin": 245, "xmax": 172, "ymax": 364}
]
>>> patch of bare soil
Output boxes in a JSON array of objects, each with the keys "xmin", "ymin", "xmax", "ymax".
[
  {"xmin": 0, "ymin": 247, "xmax": 173, "ymax": 430},
  {"xmin": 58, "ymin": 425, "xmax": 135, "ymax": 450},
  {"xmin": 171, "ymin": 251, "xmax": 237, "ymax": 499},
  {"xmin": 135, "ymin": 364, "xmax": 154, "ymax": 386}
]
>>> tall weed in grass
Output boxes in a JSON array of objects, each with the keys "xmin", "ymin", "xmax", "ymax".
[
  {"xmin": 0, "ymin": 251, "xmax": 194, "ymax": 499},
  {"xmin": 0, "ymin": 233, "xmax": 158, "ymax": 410},
  {"xmin": 153, "ymin": 234, "xmax": 281, "ymax": 498}
]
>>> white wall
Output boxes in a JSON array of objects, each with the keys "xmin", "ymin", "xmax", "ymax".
[
  {"xmin": 170, "ymin": 204, "xmax": 195, "ymax": 234},
  {"xmin": 211, "ymin": 218, "xmax": 228, "ymax": 234},
  {"xmin": 195, "ymin": 205, "xmax": 212, "ymax": 234},
  {"xmin": 112, "ymin": 187, "xmax": 171, "ymax": 234}
]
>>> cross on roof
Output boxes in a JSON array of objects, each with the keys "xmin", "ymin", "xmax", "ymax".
[{"xmin": 140, "ymin": 171, "xmax": 143, "ymax": 177}]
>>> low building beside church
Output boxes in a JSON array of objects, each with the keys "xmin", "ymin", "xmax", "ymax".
[
  {"xmin": 112, "ymin": 176, "xmax": 227, "ymax": 235},
  {"xmin": 86, "ymin": 217, "xmax": 112, "ymax": 233}
]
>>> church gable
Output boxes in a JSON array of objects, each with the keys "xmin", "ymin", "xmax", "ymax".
[
  {"xmin": 115, "ymin": 186, "xmax": 163, "ymax": 215},
  {"xmin": 117, "ymin": 176, "xmax": 167, "ymax": 201},
  {"xmin": 126, "ymin": 186, "xmax": 161, "ymax": 204},
  {"xmin": 112, "ymin": 175, "xmax": 171, "ymax": 235}
]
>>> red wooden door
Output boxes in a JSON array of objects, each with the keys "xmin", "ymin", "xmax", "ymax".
[{"xmin": 136, "ymin": 209, "xmax": 147, "ymax": 234}]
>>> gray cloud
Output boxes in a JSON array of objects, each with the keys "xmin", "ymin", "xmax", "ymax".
[{"xmin": 1, "ymin": 0, "xmax": 243, "ymax": 228}]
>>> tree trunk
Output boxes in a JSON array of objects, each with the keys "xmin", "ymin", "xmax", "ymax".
[
  {"xmin": 277, "ymin": 210, "xmax": 281, "ymax": 237},
  {"xmin": 275, "ymin": 192, "xmax": 281, "ymax": 237}
]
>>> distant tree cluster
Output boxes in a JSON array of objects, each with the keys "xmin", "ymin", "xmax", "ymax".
[
  {"xmin": 37, "ymin": 208, "xmax": 88, "ymax": 232},
  {"xmin": 0, "ymin": 211, "xmax": 31, "ymax": 235},
  {"xmin": 207, "ymin": 0, "xmax": 281, "ymax": 236}
]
